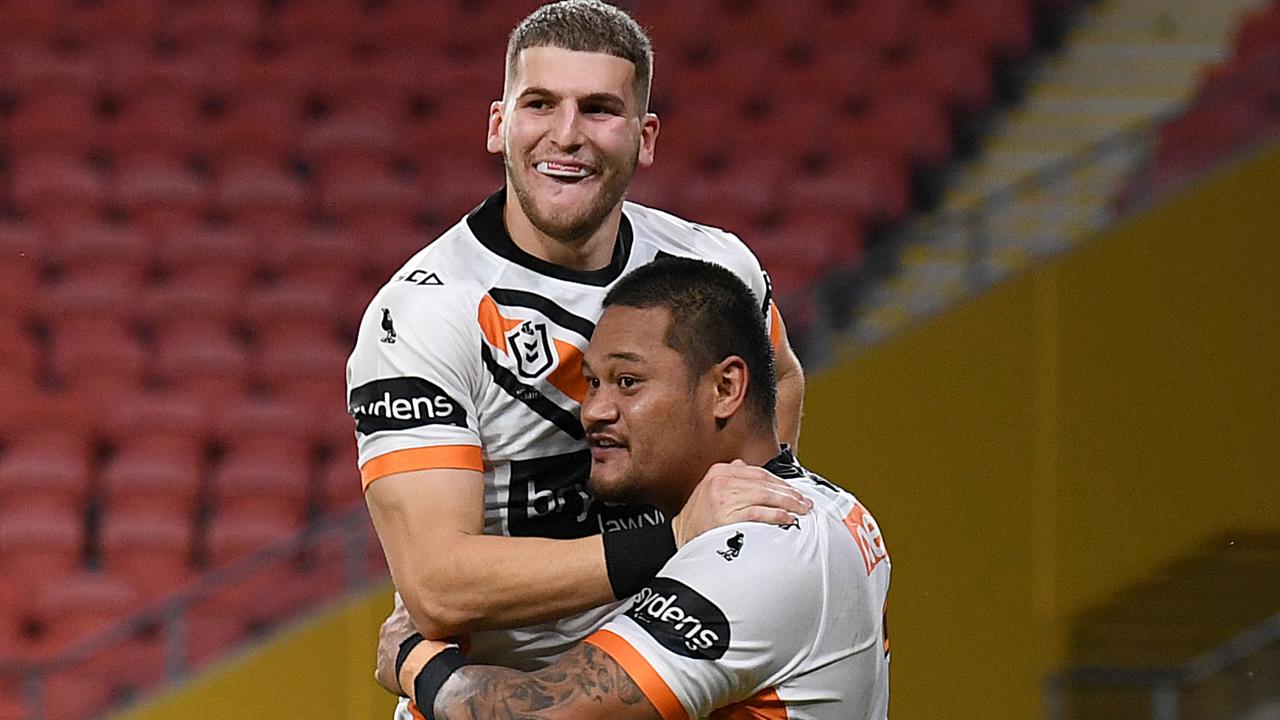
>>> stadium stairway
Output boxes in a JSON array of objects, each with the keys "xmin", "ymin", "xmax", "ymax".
[
  {"xmin": 1057, "ymin": 532, "xmax": 1280, "ymax": 719},
  {"xmin": 848, "ymin": 0, "xmax": 1271, "ymax": 348}
]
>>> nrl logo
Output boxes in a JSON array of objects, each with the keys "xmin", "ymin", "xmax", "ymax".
[{"xmin": 508, "ymin": 321, "xmax": 556, "ymax": 379}]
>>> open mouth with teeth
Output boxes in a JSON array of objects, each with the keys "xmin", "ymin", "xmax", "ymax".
[{"xmin": 535, "ymin": 161, "xmax": 596, "ymax": 183}]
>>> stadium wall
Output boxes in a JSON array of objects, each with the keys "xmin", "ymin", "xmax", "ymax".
[
  {"xmin": 118, "ymin": 143, "xmax": 1280, "ymax": 719},
  {"xmin": 800, "ymin": 140, "xmax": 1280, "ymax": 719}
]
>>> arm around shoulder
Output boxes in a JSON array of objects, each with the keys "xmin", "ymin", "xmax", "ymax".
[{"xmin": 365, "ymin": 468, "xmax": 615, "ymax": 639}]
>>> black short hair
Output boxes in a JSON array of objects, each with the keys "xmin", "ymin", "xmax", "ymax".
[
  {"xmin": 603, "ymin": 257, "xmax": 776, "ymax": 428},
  {"xmin": 506, "ymin": 0, "xmax": 654, "ymax": 113}
]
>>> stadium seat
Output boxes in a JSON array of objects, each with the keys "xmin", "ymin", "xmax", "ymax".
[
  {"xmin": 1, "ymin": 44, "xmax": 100, "ymax": 99},
  {"xmin": 0, "ymin": 4, "xmax": 59, "ymax": 43},
  {"xmin": 0, "ymin": 507, "xmax": 84, "ymax": 584},
  {"xmin": 47, "ymin": 319, "xmax": 148, "ymax": 402},
  {"xmin": 154, "ymin": 224, "xmax": 261, "ymax": 285},
  {"xmin": 112, "ymin": 161, "xmax": 210, "ymax": 238},
  {"xmin": 150, "ymin": 323, "xmax": 251, "ymax": 404},
  {"xmin": 319, "ymin": 444, "xmax": 362, "ymax": 513},
  {"xmin": 253, "ymin": 325, "xmax": 350, "ymax": 397},
  {"xmin": 206, "ymin": 92, "xmax": 305, "ymax": 170},
  {"xmin": 39, "ymin": 275, "xmax": 140, "ymax": 327},
  {"xmin": 213, "ymin": 160, "xmax": 310, "ymax": 241},
  {"xmin": 4, "ymin": 92, "xmax": 100, "ymax": 161},
  {"xmin": 0, "ymin": 433, "xmax": 94, "ymax": 515},
  {"xmin": 786, "ymin": 156, "xmax": 911, "ymax": 228},
  {"xmin": 165, "ymin": 0, "xmax": 261, "ymax": 49},
  {"xmin": 209, "ymin": 441, "xmax": 313, "ymax": 526},
  {"xmin": 678, "ymin": 156, "xmax": 795, "ymax": 225},
  {"xmin": 317, "ymin": 166, "xmax": 423, "ymax": 239},
  {"xmin": 99, "ymin": 441, "xmax": 205, "ymax": 518},
  {"xmin": 201, "ymin": 511, "xmax": 307, "ymax": 625},
  {"xmin": 29, "ymin": 572, "xmax": 139, "ymax": 655},
  {"xmin": 240, "ymin": 278, "xmax": 342, "ymax": 339},
  {"xmin": 302, "ymin": 110, "xmax": 403, "ymax": 178},
  {"xmin": 54, "ymin": 223, "xmax": 153, "ymax": 286},
  {"xmin": 10, "ymin": 155, "xmax": 108, "ymax": 237},
  {"xmin": 143, "ymin": 273, "xmax": 251, "ymax": 336},
  {"xmin": 212, "ymin": 394, "xmax": 321, "ymax": 451},
  {"xmin": 63, "ymin": 0, "xmax": 165, "ymax": 44},
  {"xmin": 100, "ymin": 510, "xmax": 196, "ymax": 598},
  {"xmin": 101, "ymin": 392, "xmax": 211, "ymax": 451},
  {"xmin": 271, "ymin": 0, "xmax": 368, "ymax": 48}
]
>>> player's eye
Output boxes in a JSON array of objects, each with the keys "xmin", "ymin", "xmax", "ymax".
[
  {"xmin": 586, "ymin": 377, "xmax": 600, "ymax": 390},
  {"xmin": 617, "ymin": 376, "xmax": 638, "ymax": 390}
]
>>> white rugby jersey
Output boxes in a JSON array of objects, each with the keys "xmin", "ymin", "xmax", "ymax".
[
  {"xmin": 586, "ymin": 449, "xmax": 891, "ymax": 720},
  {"xmin": 348, "ymin": 188, "xmax": 781, "ymax": 669}
]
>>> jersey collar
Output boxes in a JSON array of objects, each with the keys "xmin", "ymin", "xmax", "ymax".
[
  {"xmin": 467, "ymin": 187, "xmax": 634, "ymax": 287},
  {"xmin": 764, "ymin": 445, "xmax": 806, "ymax": 479}
]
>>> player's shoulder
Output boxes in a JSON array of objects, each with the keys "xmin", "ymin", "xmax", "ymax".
[
  {"xmin": 623, "ymin": 200, "xmax": 760, "ymax": 268},
  {"xmin": 364, "ymin": 223, "xmax": 496, "ymax": 323}
]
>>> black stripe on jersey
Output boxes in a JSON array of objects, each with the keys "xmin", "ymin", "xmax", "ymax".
[
  {"xmin": 488, "ymin": 288, "xmax": 595, "ymax": 341},
  {"xmin": 467, "ymin": 188, "xmax": 633, "ymax": 287},
  {"xmin": 480, "ymin": 342, "xmax": 585, "ymax": 440}
]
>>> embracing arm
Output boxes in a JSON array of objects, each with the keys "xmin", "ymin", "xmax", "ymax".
[
  {"xmin": 366, "ymin": 468, "xmax": 611, "ymax": 639},
  {"xmin": 402, "ymin": 642, "xmax": 661, "ymax": 720}
]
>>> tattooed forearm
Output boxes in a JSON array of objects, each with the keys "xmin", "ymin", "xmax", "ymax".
[{"xmin": 431, "ymin": 643, "xmax": 659, "ymax": 720}]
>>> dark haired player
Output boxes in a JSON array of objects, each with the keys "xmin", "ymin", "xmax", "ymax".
[
  {"xmin": 381, "ymin": 258, "xmax": 890, "ymax": 720},
  {"xmin": 347, "ymin": 2, "xmax": 809, "ymax": 714}
]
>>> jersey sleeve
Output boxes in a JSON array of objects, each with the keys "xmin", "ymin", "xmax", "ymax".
[
  {"xmin": 585, "ymin": 522, "xmax": 823, "ymax": 719},
  {"xmin": 702, "ymin": 227, "xmax": 785, "ymax": 352},
  {"xmin": 346, "ymin": 281, "xmax": 484, "ymax": 489}
]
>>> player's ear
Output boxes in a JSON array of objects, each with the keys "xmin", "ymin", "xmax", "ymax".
[
  {"xmin": 486, "ymin": 100, "xmax": 505, "ymax": 155},
  {"xmin": 710, "ymin": 355, "xmax": 749, "ymax": 423},
  {"xmin": 638, "ymin": 112, "xmax": 659, "ymax": 168}
]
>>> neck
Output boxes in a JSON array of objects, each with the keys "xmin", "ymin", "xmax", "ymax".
[
  {"xmin": 503, "ymin": 192, "xmax": 622, "ymax": 271},
  {"xmin": 666, "ymin": 424, "xmax": 782, "ymax": 516}
]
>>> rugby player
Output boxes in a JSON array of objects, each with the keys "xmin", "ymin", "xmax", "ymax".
[
  {"xmin": 348, "ymin": 0, "xmax": 808, "ymax": 712},
  {"xmin": 379, "ymin": 257, "xmax": 890, "ymax": 720}
]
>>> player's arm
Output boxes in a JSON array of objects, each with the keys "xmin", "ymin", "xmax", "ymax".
[
  {"xmin": 366, "ymin": 468, "xmax": 611, "ymax": 638},
  {"xmin": 395, "ymin": 640, "xmax": 661, "ymax": 720},
  {"xmin": 367, "ymin": 464, "xmax": 811, "ymax": 639},
  {"xmin": 770, "ymin": 304, "xmax": 805, "ymax": 448}
]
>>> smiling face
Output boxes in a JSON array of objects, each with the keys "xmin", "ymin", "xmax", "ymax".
[
  {"xmin": 487, "ymin": 46, "xmax": 658, "ymax": 242},
  {"xmin": 580, "ymin": 305, "xmax": 718, "ymax": 513}
]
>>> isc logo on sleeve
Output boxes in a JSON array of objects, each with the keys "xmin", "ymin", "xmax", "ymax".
[
  {"xmin": 626, "ymin": 577, "xmax": 730, "ymax": 660},
  {"xmin": 348, "ymin": 377, "xmax": 467, "ymax": 435}
]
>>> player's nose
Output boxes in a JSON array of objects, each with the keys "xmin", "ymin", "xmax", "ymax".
[
  {"xmin": 579, "ymin": 388, "xmax": 617, "ymax": 428},
  {"xmin": 547, "ymin": 104, "xmax": 585, "ymax": 148}
]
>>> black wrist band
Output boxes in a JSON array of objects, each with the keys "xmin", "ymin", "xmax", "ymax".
[
  {"xmin": 413, "ymin": 646, "xmax": 474, "ymax": 720},
  {"xmin": 395, "ymin": 632, "xmax": 425, "ymax": 681},
  {"xmin": 602, "ymin": 519, "xmax": 677, "ymax": 599}
]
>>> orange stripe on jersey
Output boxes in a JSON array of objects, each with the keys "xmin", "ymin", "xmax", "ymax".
[
  {"xmin": 709, "ymin": 688, "xmax": 789, "ymax": 719},
  {"xmin": 546, "ymin": 339, "xmax": 587, "ymax": 402},
  {"xmin": 477, "ymin": 295, "xmax": 523, "ymax": 354},
  {"xmin": 585, "ymin": 629, "xmax": 686, "ymax": 720},
  {"xmin": 768, "ymin": 302, "xmax": 783, "ymax": 350},
  {"xmin": 407, "ymin": 701, "xmax": 427, "ymax": 719},
  {"xmin": 360, "ymin": 445, "xmax": 483, "ymax": 489}
]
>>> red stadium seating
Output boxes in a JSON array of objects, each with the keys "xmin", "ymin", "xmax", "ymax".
[
  {"xmin": 0, "ymin": 507, "xmax": 83, "ymax": 583},
  {"xmin": 150, "ymin": 323, "xmax": 252, "ymax": 406},
  {"xmin": 101, "ymin": 510, "xmax": 196, "ymax": 598},
  {"xmin": 30, "ymin": 572, "xmax": 140, "ymax": 655},
  {"xmin": 99, "ymin": 441, "xmax": 204, "ymax": 517},
  {"xmin": 0, "ymin": 433, "xmax": 94, "ymax": 515}
]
